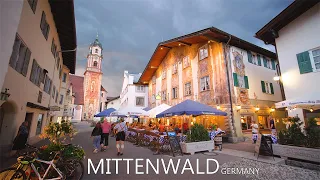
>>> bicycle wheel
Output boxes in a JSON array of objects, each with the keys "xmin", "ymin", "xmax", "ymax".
[
  {"xmin": 59, "ymin": 159, "xmax": 84, "ymax": 180},
  {"xmin": 0, "ymin": 168, "xmax": 26, "ymax": 180}
]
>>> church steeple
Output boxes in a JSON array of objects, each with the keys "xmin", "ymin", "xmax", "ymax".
[{"xmin": 86, "ymin": 36, "xmax": 103, "ymax": 72}]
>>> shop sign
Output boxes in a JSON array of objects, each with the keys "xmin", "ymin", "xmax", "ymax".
[{"xmin": 50, "ymin": 106, "xmax": 60, "ymax": 111}]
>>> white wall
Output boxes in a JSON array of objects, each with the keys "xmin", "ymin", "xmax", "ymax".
[
  {"xmin": 0, "ymin": 0, "xmax": 23, "ymax": 90},
  {"xmin": 229, "ymin": 46, "xmax": 282, "ymax": 102},
  {"xmin": 106, "ymin": 98, "xmax": 121, "ymax": 110},
  {"xmin": 275, "ymin": 3, "xmax": 320, "ymax": 100}
]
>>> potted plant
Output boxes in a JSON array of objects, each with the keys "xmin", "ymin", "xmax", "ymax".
[
  {"xmin": 273, "ymin": 117, "xmax": 320, "ymax": 164},
  {"xmin": 180, "ymin": 123, "xmax": 213, "ymax": 154}
]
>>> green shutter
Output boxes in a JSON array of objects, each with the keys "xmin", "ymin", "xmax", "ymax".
[
  {"xmin": 296, "ymin": 51, "xmax": 313, "ymax": 74},
  {"xmin": 233, "ymin": 73, "xmax": 239, "ymax": 87},
  {"xmin": 244, "ymin": 76, "xmax": 249, "ymax": 89},
  {"xmin": 263, "ymin": 57, "xmax": 268, "ymax": 67},
  {"xmin": 257, "ymin": 55, "xmax": 262, "ymax": 66},
  {"xmin": 270, "ymin": 83, "xmax": 274, "ymax": 94},
  {"xmin": 261, "ymin": 81, "xmax": 266, "ymax": 93},
  {"xmin": 247, "ymin": 51, "xmax": 252, "ymax": 63},
  {"xmin": 271, "ymin": 60, "xmax": 276, "ymax": 70}
]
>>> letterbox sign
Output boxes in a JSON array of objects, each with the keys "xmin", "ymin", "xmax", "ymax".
[{"xmin": 49, "ymin": 106, "xmax": 60, "ymax": 111}]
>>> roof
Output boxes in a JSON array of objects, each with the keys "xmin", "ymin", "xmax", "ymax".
[
  {"xmin": 69, "ymin": 75, "xmax": 84, "ymax": 105},
  {"xmin": 138, "ymin": 27, "xmax": 277, "ymax": 84},
  {"xmin": 91, "ymin": 37, "xmax": 103, "ymax": 49},
  {"xmin": 49, "ymin": 0, "xmax": 77, "ymax": 74},
  {"xmin": 133, "ymin": 73, "xmax": 142, "ymax": 83},
  {"xmin": 106, "ymin": 96, "xmax": 120, "ymax": 103},
  {"xmin": 255, "ymin": 0, "xmax": 319, "ymax": 45},
  {"xmin": 101, "ymin": 86, "xmax": 107, "ymax": 92}
]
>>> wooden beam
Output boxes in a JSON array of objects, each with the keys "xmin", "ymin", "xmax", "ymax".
[
  {"xmin": 177, "ymin": 41, "xmax": 191, "ymax": 46},
  {"xmin": 160, "ymin": 45, "xmax": 172, "ymax": 49},
  {"xmin": 200, "ymin": 34, "xmax": 221, "ymax": 43}
]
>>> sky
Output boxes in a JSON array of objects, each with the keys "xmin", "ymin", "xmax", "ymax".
[{"xmin": 74, "ymin": 0, "xmax": 293, "ymax": 97}]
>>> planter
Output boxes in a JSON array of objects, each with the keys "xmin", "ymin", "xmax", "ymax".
[
  {"xmin": 180, "ymin": 141, "xmax": 214, "ymax": 155},
  {"xmin": 273, "ymin": 144, "xmax": 320, "ymax": 163}
]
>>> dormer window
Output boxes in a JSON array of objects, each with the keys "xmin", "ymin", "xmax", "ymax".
[{"xmin": 93, "ymin": 61, "xmax": 98, "ymax": 67}]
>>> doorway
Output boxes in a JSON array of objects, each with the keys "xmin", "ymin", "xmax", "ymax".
[
  {"xmin": 25, "ymin": 113, "xmax": 33, "ymax": 135},
  {"xmin": 258, "ymin": 116, "xmax": 269, "ymax": 129},
  {"xmin": 241, "ymin": 115, "xmax": 253, "ymax": 130}
]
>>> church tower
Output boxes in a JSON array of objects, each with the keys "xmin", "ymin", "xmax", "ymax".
[{"xmin": 83, "ymin": 35, "xmax": 103, "ymax": 120}]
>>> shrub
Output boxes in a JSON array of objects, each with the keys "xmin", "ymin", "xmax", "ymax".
[
  {"xmin": 40, "ymin": 121, "xmax": 77, "ymax": 143},
  {"xmin": 305, "ymin": 118, "xmax": 320, "ymax": 148},
  {"xmin": 39, "ymin": 143, "xmax": 85, "ymax": 161},
  {"xmin": 187, "ymin": 123, "xmax": 210, "ymax": 142}
]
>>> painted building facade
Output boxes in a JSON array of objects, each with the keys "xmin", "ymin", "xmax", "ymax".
[
  {"xmin": 120, "ymin": 71, "xmax": 148, "ymax": 109},
  {"xmin": 0, "ymin": 0, "xmax": 76, "ymax": 148},
  {"xmin": 139, "ymin": 27, "xmax": 285, "ymax": 141},
  {"xmin": 256, "ymin": 1, "xmax": 320, "ymax": 125}
]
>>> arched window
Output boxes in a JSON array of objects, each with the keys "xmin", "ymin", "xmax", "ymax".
[
  {"xmin": 93, "ymin": 61, "xmax": 98, "ymax": 67},
  {"xmin": 95, "ymin": 49, "xmax": 98, "ymax": 53}
]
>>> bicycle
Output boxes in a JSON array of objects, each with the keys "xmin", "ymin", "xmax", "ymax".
[{"xmin": 0, "ymin": 144, "xmax": 65, "ymax": 180}]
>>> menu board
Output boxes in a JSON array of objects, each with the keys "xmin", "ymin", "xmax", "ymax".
[
  {"xmin": 254, "ymin": 134, "xmax": 262, "ymax": 157},
  {"xmin": 167, "ymin": 131, "xmax": 183, "ymax": 157},
  {"xmin": 254, "ymin": 134, "xmax": 274, "ymax": 160}
]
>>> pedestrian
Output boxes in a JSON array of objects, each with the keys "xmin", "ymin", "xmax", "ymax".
[
  {"xmin": 269, "ymin": 115, "xmax": 276, "ymax": 135},
  {"xmin": 113, "ymin": 118, "xmax": 128, "ymax": 156},
  {"xmin": 12, "ymin": 120, "xmax": 29, "ymax": 155},
  {"xmin": 251, "ymin": 121, "xmax": 259, "ymax": 144},
  {"xmin": 91, "ymin": 122, "xmax": 102, "ymax": 153},
  {"xmin": 100, "ymin": 118, "xmax": 111, "ymax": 151}
]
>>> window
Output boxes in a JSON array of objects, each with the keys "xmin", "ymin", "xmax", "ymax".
[
  {"xmin": 172, "ymin": 87, "xmax": 178, "ymax": 99},
  {"xmin": 200, "ymin": 76, "xmax": 210, "ymax": 91},
  {"xmin": 30, "ymin": 59, "xmax": 42, "ymax": 86},
  {"xmin": 162, "ymin": 70, "xmax": 166, "ymax": 79},
  {"xmin": 36, "ymin": 113, "xmax": 43, "ymax": 135},
  {"xmin": 252, "ymin": 54, "xmax": 258, "ymax": 65},
  {"xmin": 311, "ymin": 48, "xmax": 320, "ymax": 71},
  {"xmin": 161, "ymin": 91, "xmax": 167, "ymax": 101},
  {"xmin": 151, "ymin": 94, "xmax": 156, "ymax": 103},
  {"xmin": 199, "ymin": 45, "xmax": 208, "ymax": 60},
  {"xmin": 59, "ymin": 94, "xmax": 64, "ymax": 105},
  {"xmin": 136, "ymin": 86, "xmax": 144, "ymax": 92},
  {"xmin": 40, "ymin": 11, "xmax": 50, "ymax": 40},
  {"xmin": 62, "ymin": 73, "xmax": 67, "ymax": 82},
  {"xmin": 238, "ymin": 76, "xmax": 245, "ymax": 89},
  {"xmin": 56, "ymin": 56, "xmax": 60, "ymax": 69},
  {"xmin": 152, "ymin": 76, "xmax": 156, "ymax": 84},
  {"xmin": 51, "ymin": 39, "xmax": 57, "ymax": 57},
  {"xmin": 59, "ymin": 66, "xmax": 62, "ymax": 79},
  {"xmin": 95, "ymin": 49, "xmax": 98, "ymax": 53},
  {"xmin": 233, "ymin": 73, "xmax": 249, "ymax": 89},
  {"xmin": 184, "ymin": 82, "xmax": 192, "ymax": 96},
  {"xmin": 261, "ymin": 81, "xmax": 274, "ymax": 94},
  {"xmin": 52, "ymin": 85, "xmax": 56, "ymax": 99},
  {"xmin": 172, "ymin": 63, "xmax": 178, "ymax": 74},
  {"xmin": 183, "ymin": 56, "xmax": 190, "ymax": 68},
  {"xmin": 28, "ymin": 0, "xmax": 37, "ymax": 13},
  {"xmin": 93, "ymin": 61, "xmax": 98, "ymax": 67},
  {"xmin": 136, "ymin": 97, "xmax": 145, "ymax": 106},
  {"xmin": 38, "ymin": 91, "xmax": 42, "ymax": 103},
  {"xmin": 44, "ymin": 75, "xmax": 52, "ymax": 94},
  {"xmin": 9, "ymin": 34, "xmax": 31, "ymax": 77},
  {"xmin": 55, "ymin": 92, "xmax": 58, "ymax": 103}
]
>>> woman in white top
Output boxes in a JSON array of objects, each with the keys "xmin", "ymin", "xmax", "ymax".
[{"xmin": 251, "ymin": 121, "xmax": 259, "ymax": 144}]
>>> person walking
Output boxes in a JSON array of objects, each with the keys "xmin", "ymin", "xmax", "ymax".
[
  {"xmin": 251, "ymin": 121, "xmax": 259, "ymax": 144},
  {"xmin": 91, "ymin": 122, "xmax": 102, "ymax": 153},
  {"xmin": 100, "ymin": 118, "xmax": 111, "ymax": 151},
  {"xmin": 12, "ymin": 120, "xmax": 29, "ymax": 155},
  {"xmin": 269, "ymin": 115, "xmax": 276, "ymax": 135},
  {"xmin": 113, "ymin": 118, "xmax": 128, "ymax": 156}
]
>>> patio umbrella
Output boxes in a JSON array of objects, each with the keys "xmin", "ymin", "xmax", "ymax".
[
  {"xmin": 110, "ymin": 106, "xmax": 148, "ymax": 117},
  {"xmin": 147, "ymin": 104, "xmax": 171, "ymax": 118},
  {"xmin": 143, "ymin": 106, "xmax": 152, "ymax": 111},
  {"xmin": 94, "ymin": 108, "xmax": 116, "ymax": 117},
  {"xmin": 156, "ymin": 99, "xmax": 227, "ymax": 118}
]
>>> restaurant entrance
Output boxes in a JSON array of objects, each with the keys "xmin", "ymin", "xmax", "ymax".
[
  {"xmin": 241, "ymin": 115, "xmax": 253, "ymax": 131},
  {"xmin": 258, "ymin": 115, "xmax": 269, "ymax": 130}
]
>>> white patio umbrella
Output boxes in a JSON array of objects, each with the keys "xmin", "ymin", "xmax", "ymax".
[
  {"xmin": 147, "ymin": 104, "xmax": 171, "ymax": 118},
  {"xmin": 110, "ymin": 106, "xmax": 148, "ymax": 117}
]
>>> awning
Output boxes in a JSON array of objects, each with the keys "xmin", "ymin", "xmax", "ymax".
[
  {"xmin": 275, "ymin": 98, "xmax": 320, "ymax": 110},
  {"xmin": 94, "ymin": 108, "xmax": 116, "ymax": 117},
  {"xmin": 147, "ymin": 104, "xmax": 171, "ymax": 118}
]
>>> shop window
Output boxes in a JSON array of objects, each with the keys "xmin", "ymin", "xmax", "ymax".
[{"xmin": 241, "ymin": 116, "xmax": 253, "ymax": 130}]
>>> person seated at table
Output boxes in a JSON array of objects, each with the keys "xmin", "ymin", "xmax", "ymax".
[
  {"xmin": 174, "ymin": 126, "xmax": 180, "ymax": 134},
  {"xmin": 159, "ymin": 120, "xmax": 165, "ymax": 133}
]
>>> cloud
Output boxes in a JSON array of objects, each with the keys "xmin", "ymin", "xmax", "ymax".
[{"xmin": 74, "ymin": 0, "xmax": 293, "ymax": 96}]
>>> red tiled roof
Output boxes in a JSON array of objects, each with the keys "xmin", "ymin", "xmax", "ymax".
[{"xmin": 69, "ymin": 75, "xmax": 84, "ymax": 105}]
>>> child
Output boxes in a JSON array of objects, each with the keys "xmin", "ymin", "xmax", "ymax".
[{"xmin": 91, "ymin": 122, "xmax": 102, "ymax": 153}]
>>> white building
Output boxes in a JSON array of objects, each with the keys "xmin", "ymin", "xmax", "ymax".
[
  {"xmin": 0, "ymin": 0, "xmax": 76, "ymax": 148},
  {"xmin": 106, "ymin": 96, "xmax": 121, "ymax": 110},
  {"xmin": 120, "ymin": 71, "xmax": 148, "ymax": 109},
  {"xmin": 256, "ymin": 0, "xmax": 320, "ymax": 125}
]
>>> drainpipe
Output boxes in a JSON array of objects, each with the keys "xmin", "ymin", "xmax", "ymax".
[
  {"xmin": 274, "ymin": 43, "xmax": 286, "ymax": 101},
  {"xmin": 223, "ymin": 35, "xmax": 237, "ymax": 137}
]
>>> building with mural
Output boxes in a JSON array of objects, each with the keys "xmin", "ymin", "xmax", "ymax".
[
  {"xmin": 70, "ymin": 36, "xmax": 107, "ymax": 121},
  {"xmin": 138, "ymin": 27, "xmax": 286, "ymax": 142}
]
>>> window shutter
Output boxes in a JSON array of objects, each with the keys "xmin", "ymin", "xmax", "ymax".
[
  {"xmin": 9, "ymin": 36, "xmax": 21, "ymax": 68},
  {"xmin": 22, "ymin": 48, "xmax": 31, "ymax": 76},
  {"xmin": 263, "ymin": 57, "xmax": 268, "ymax": 67},
  {"xmin": 270, "ymin": 83, "xmax": 274, "ymax": 94},
  {"xmin": 233, "ymin": 73, "xmax": 239, "ymax": 87},
  {"xmin": 271, "ymin": 60, "xmax": 276, "ymax": 70},
  {"xmin": 247, "ymin": 51, "xmax": 252, "ymax": 63},
  {"xmin": 296, "ymin": 51, "xmax": 313, "ymax": 74},
  {"xmin": 257, "ymin": 55, "xmax": 262, "ymax": 66},
  {"xmin": 261, "ymin": 81, "xmax": 266, "ymax": 93},
  {"xmin": 244, "ymin": 76, "xmax": 249, "ymax": 89}
]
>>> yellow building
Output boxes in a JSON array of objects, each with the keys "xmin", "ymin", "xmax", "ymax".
[{"xmin": 0, "ymin": 0, "xmax": 76, "ymax": 150}]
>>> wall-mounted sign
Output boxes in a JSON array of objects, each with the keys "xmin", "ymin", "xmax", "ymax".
[{"xmin": 49, "ymin": 106, "xmax": 60, "ymax": 111}]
